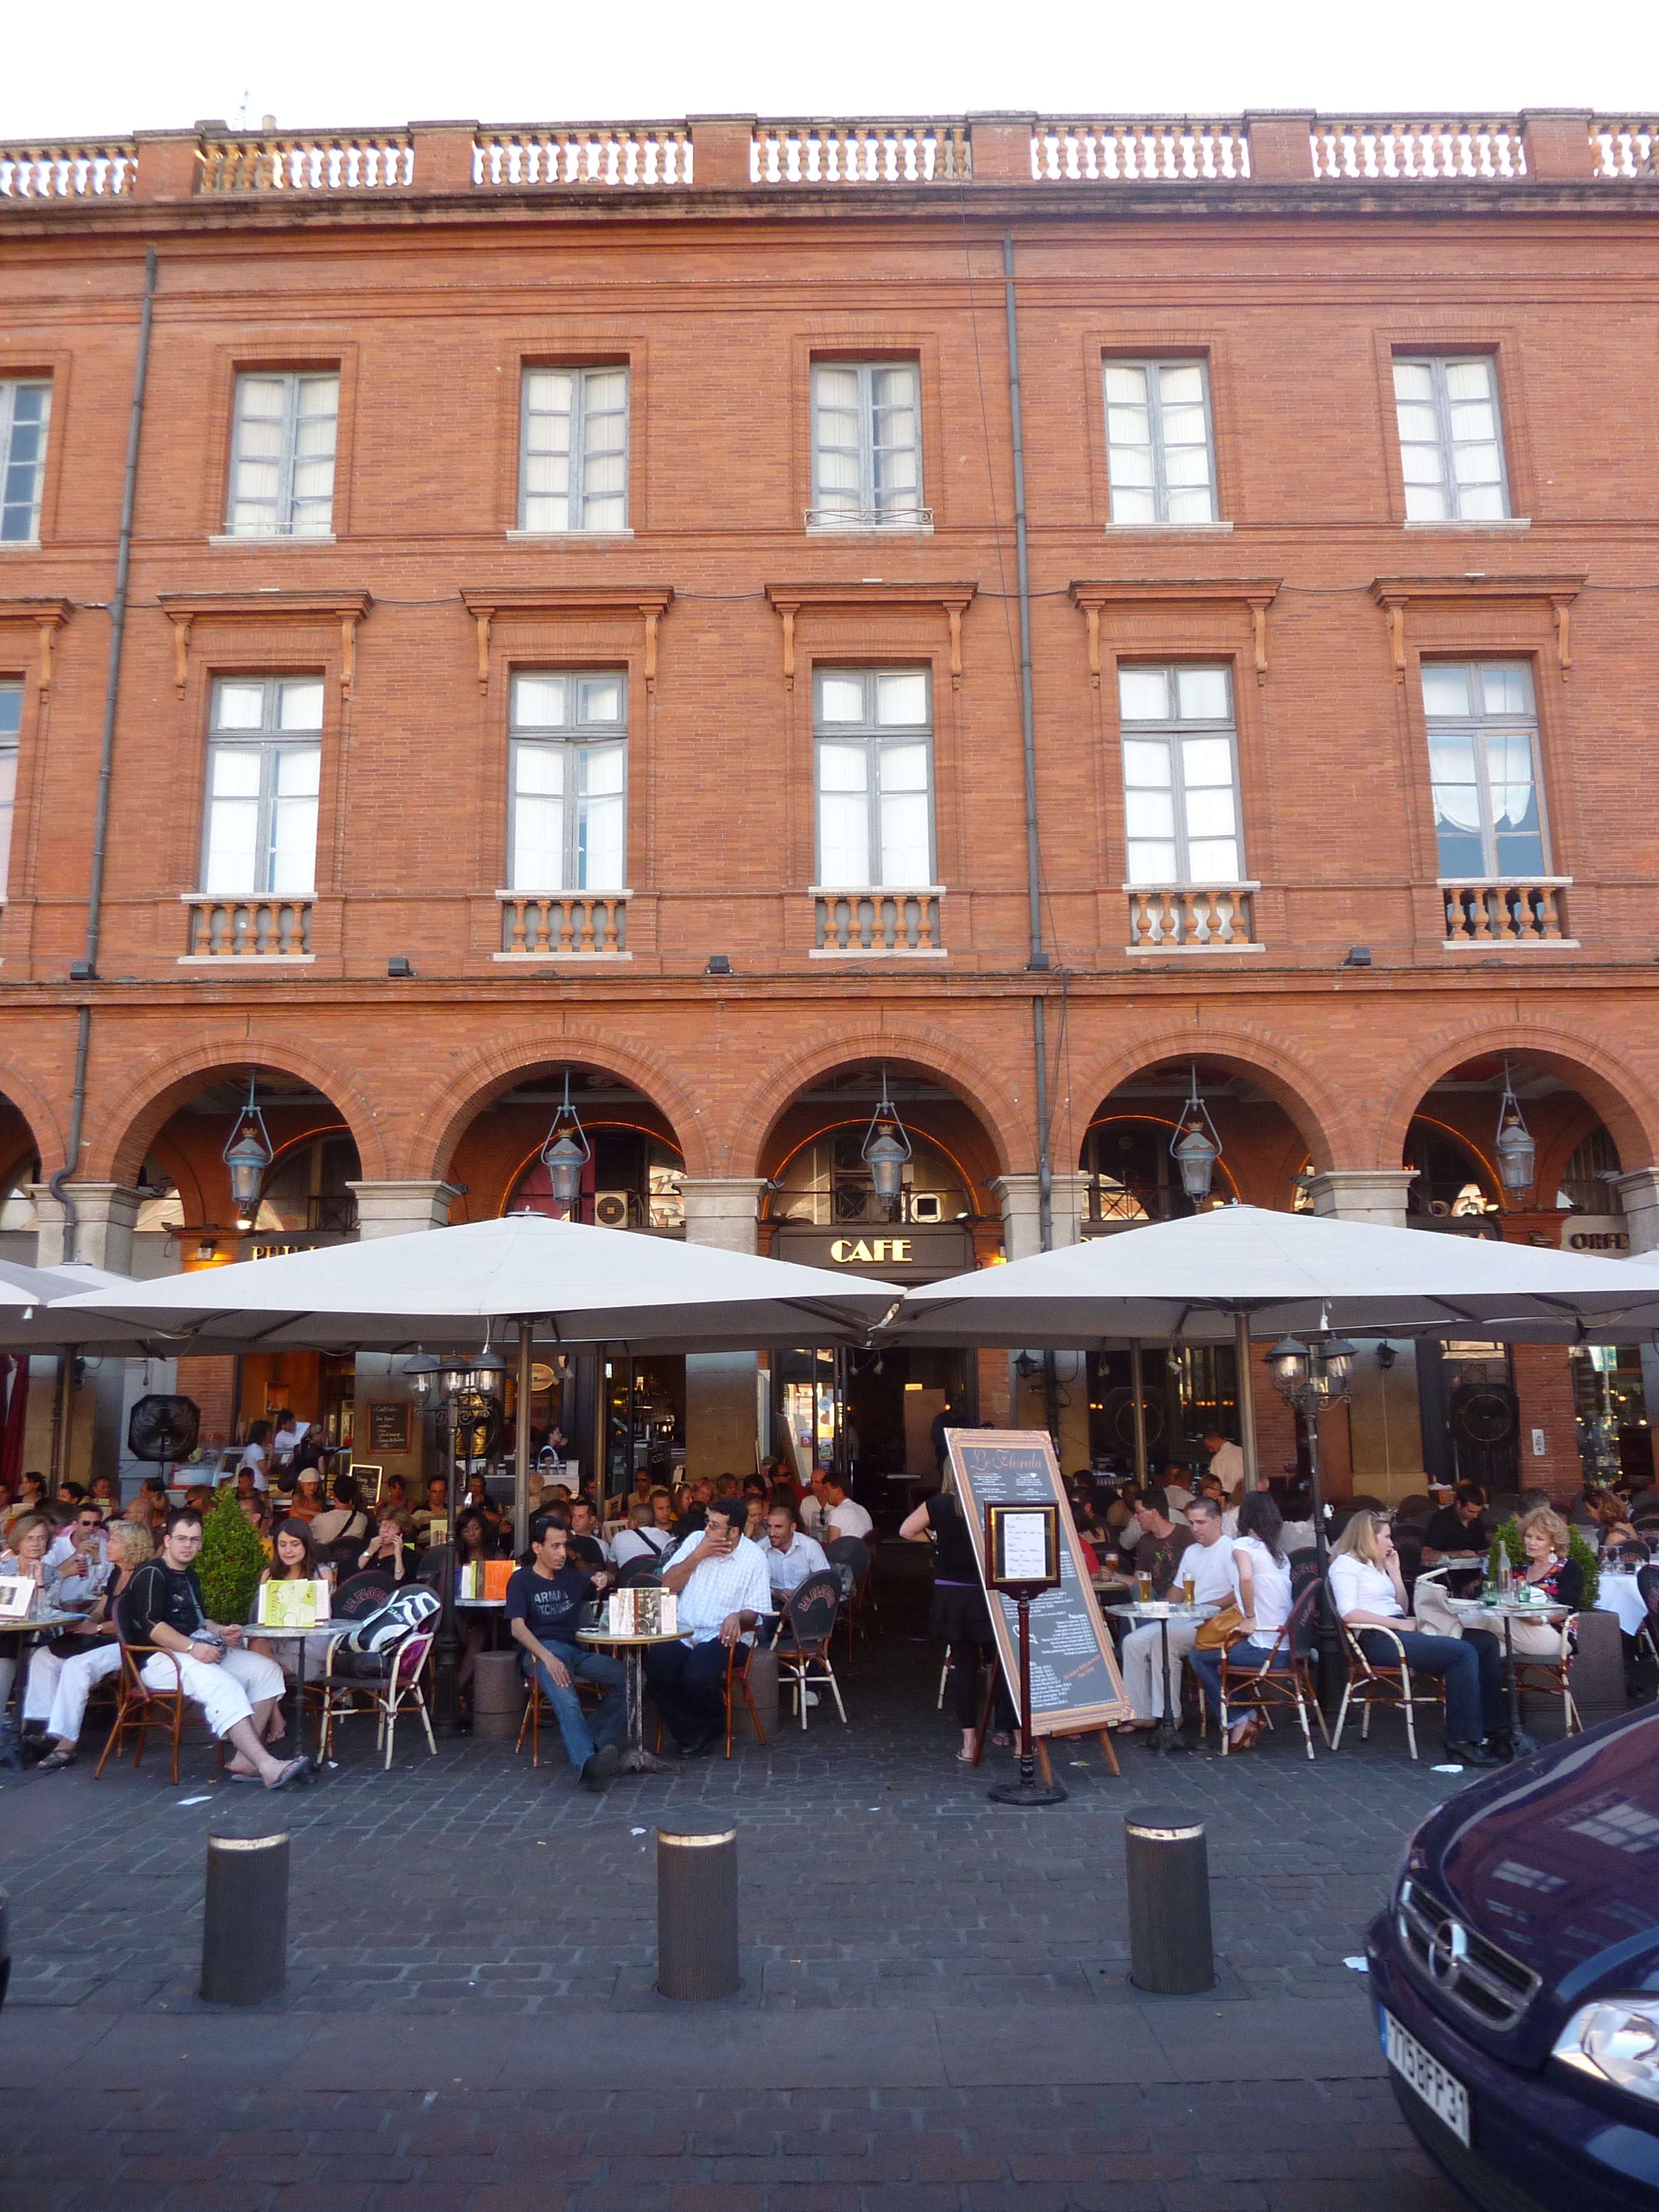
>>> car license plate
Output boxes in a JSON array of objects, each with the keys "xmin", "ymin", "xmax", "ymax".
[{"xmin": 1382, "ymin": 2009, "xmax": 1470, "ymax": 2148}]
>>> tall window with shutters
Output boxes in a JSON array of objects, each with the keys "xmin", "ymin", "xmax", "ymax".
[
  {"xmin": 226, "ymin": 372, "xmax": 339, "ymax": 537},
  {"xmin": 1392, "ymin": 355, "xmax": 1509, "ymax": 521},
  {"xmin": 519, "ymin": 368, "xmax": 629, "ymax": 532},
  {"xmin": 1102, "ymin": 360, "xmax": 1216, "ymax": 525},
  {"xmin": 814, "ymin": 669, "xmax": 934, "ymax": 888},
  {"xmin": 1421, "ymin": 661, "xmax": 1547, "ymax": 880},
  {"xmin": 508, "ymin": 672, "xmax": 628, "ymax": 891},
  {"xmin": 0, "ymin": 678, "xmax": 20, "ymax": 894},
  {"xmin": 1118, "ymin": 665, "xmax": 1244, "ymax": 886},
  {"xmin": 1, "ymin": 381, "xmax": 51, "ymax": 543},
  {"xmin": 809, "ymin": 363, "xmax": 925, "ymax": 528},
  {"xmin": 201, "ymin": 677, "xmax": 323, "ymax": 896}
]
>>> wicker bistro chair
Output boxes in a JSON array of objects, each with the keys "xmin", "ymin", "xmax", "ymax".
[
  {"xmin": 515, "ymin": 1654, "xmax": 611, "ymax": 1768},
  {"xmin": 94, "ymin": 1639, "xmax": 229, "ymax": 1784},
  {"xmin": 1215, "ymin": 1580, "xmax": 1329, "ymax": 1761},
  {"xmin": 310, "ymin": 1623, "xmax": 437, "ymax": 1768},
  {"xmin": 723, "ymin": 1632, "xmax": 771, "ymax": 1758},
  {"xmin": 1329, "ymin": 1585, "xmax": 1445, "ymax": 1761},
  {"xmin": 822, "ymin": 1537, "xmax": 872, "ymax": 1655},
  {"xmin": 1510, "ymin": 1614, "xmax": 1583, "ymax": 1737},
  {"xmin": 773, "ymin": 1570, "xmax": 848, "ymax": 1730}
]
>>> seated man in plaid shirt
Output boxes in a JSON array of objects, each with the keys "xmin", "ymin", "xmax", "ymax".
[{"xmin": 645, "ymin": 1495, "xmax": 773, "ymax": 1756}]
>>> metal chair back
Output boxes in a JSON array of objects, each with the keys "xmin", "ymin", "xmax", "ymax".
[{"xmin": 780, "ymin": 1570, "xmax": 840, "ymax": 1650}]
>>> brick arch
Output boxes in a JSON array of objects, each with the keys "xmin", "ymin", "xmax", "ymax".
[
  {"xmin": 1066, "ymin": 1017, "xmax": 1355, "ymax": 1176},
  {"xmin": 0, "ymin": 1054, "xmax": 65, "ymax": 1179},
  {"xmin": 725, "ymin": 1021, "xmax": 1024, "ymax": 1185},
  {"xmin": 1377, "ymin": 1017, "xmax": 1659, "ymax": 1174},
  {"xmin": 83, "ymin": 1036, "xmax": 389, "ymax": 1187},
  {"xmin": 401, "ymin": 1025, "xmax": 714, "ymax": 1184}
]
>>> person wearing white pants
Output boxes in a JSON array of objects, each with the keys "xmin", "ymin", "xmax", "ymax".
[
  {"xmin": 1118, "ymin": 1496, "xmax": 1237, "ymax": 1726},
  {"xmin": 26, "ymin": 1640, "xmax": 124, "ymax": 1738},
  {"xmin": 114, "ymin": 1507, "xmax": 310, "ymax": 1789}
]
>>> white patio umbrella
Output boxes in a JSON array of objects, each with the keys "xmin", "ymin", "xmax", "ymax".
[
  {"xmin": 886, "ymin": 1205, "xmax": 1659, "ymax": 1349},
  {"xmin": 49, "ymin": 1213, "xmax": 903, "ymax": 1353}
]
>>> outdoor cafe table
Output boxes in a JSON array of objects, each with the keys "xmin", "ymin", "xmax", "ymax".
[
  {"xmin": 1595, "ymin": 1572, "xmax": 1649, "ymax": 1639},
  {"xmin": 1446, "ymin": 1594, "xmax": 1572, "ymax": 1757},
  {"xmin": 247, "ymin": 1622, "xmax": 347, "ymax": 1755},
  {"xmin": 1103, "ymin": 1598, "xmax": 1218, "ymax": 1757},
  {"xmin": 576, "ymin": 1625, "xmax": 684, "ymax": 1773},
  {"xmin": 0, "ymin": 1610, "xmax": 81, "ymax": 1714}
]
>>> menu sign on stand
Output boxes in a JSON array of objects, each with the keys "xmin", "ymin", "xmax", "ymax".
[{"xmin": 945, "ymin": 1429, "xmax": 1130, "ymax": 1762}]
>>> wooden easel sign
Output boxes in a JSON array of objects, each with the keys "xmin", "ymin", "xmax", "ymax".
[{"xmin": 946, "ymin": 1429, "xmax": 1132, "ymax": 1747}]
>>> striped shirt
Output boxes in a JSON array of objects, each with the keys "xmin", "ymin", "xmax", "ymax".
[{"xmin": 665, "ymin": 1530, "xmax": 774, "ymax": 1646}]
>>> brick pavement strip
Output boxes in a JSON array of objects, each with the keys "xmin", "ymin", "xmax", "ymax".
[{"xmin": 0, "ymin": 1639, "xmax": 1507, "ymax": 2208}]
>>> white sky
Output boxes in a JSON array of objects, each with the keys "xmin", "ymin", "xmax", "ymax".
[{"xmin": 4, "ymin": 0, "xmax": 1656, "ymax": 140}]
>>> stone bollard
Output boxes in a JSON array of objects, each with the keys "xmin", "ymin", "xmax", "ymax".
[
  {"xmin": 657, "ymin": 1823, "xmax": 739, "ymax": 1999},
  {"xmin": 1124, "ymin": 1806, "xmax": 1213, "ymax": 1995},
  {"xmin": 471, "ymin": 1649, "xmax": 528, "ymax": 1741},
  {"xmin": 201, "ymin": 1815, "xmax": 289, "ymax": 2005}
]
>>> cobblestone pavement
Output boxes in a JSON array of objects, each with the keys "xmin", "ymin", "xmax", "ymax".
[{"xmin": 2, "ymin": 1601, "xmax": 1583, "ymax": 2211}]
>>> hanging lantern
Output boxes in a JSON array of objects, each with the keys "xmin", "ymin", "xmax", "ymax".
[
  {"xmin": 221, "ymin": 1071, "xmax": 273, "ymax": 1230},
  {"xmin": 539, "ymin": 1069, "xmax": 592, "ymax": 1215},
  {"xmin": 861, "ymin": 1066, "xmax": 913, "ymax": 1212},
  {"xmin": 1495, "ymin": 1063, "xmax": 1537, "ymax": 1196},
  {"xmin": 1170, "ymin": 1064, "xmax": 1223, "ymax": 1202}
]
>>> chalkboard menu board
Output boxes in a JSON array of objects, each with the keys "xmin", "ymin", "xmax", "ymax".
[{"xmin": 945, "ymin": 1429, "xmax": 1130, "ymax": 1735}]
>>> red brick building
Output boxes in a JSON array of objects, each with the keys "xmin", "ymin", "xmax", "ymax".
[{"xmin": 1, "ymin": 109, "xmax": 1657, "ymax": 1501}]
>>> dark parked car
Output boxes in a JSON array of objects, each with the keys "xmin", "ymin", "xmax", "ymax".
[{"xmin": 1367, "ymin": 1703, "xmax": 1659, "ymax": 2210}]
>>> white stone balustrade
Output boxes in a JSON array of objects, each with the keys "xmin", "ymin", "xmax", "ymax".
[
  {"xmin": 1033, "ymin": 121, "xmax": 1250, "ymax": 181},
  {"xmin": 813, "ymin": 888, "xmax": 943, "ymax": 954},
  {"xmin": 1127, "ymin": 886, "xmax": 1258, "ymax": 950},
  {"xmin": 497, "ymin": 890, "xmax": 630, "ymax": 956},
  {"xmin": 0, "ymin": 144, "xmax": 136, "ymax": 197},
  {"xmin": 474, "ymin": 129, "xmax": 692, "ymax": 187},
  {"xmin": 1311, "ymin": 118, "xmax": 1527, "ymax": 180},
  {"xmin": 196, "ymin": 135, "xmax": 413, "ymax": 192},
  {"xmin": 752, "ymin": 123, "xmax": 970, "ymax": 184},
  {"xmin": 1595, "ymin": 122, "xmax": 1659, "ymax": 178}
]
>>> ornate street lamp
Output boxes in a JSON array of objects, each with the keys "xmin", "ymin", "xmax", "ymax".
[
  {"xmin": 222, "ymin": 1072, "xmax": 273, "ymax": 1231},
  {"xmin": 861, "ymin": 1067, "xmax": 913, "ymax": 1215},
  {"xmin": 1495, "ymin": 1062, "xmax": 1537, "ymax": 1197},
  {"xmin": 407, "ymin": 1344, "xmax": 509, "ymax": 1738},
  {"xmin": 1171, "ymin": 1064, "xmax": 1222, "ymax": 1204},
  {"xmin": 540, "ymin": 1070, "xmax": 592, "ymax": 1216},
  {"xmin": 1265, "ymin": 1315, "xmax": 1358, "ymax": 1711}
]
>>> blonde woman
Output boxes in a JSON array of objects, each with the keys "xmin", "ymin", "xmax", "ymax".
[
  {"xmin": 24, "ymin": 1520, "xmax": 156, "ymax": 1770},
  {"xmin": 1327, "ymin": 1512, "xmax": 1505, "ymax": 1763},
  {"xmin": 1504, "ymin": 1507, "xmax": 1583, "ymax": 1660}
]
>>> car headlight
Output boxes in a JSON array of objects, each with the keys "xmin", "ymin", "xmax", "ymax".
[{"xmin": 1553, "ymin": 1997, "xmax": 1659, "ymax": 2103}]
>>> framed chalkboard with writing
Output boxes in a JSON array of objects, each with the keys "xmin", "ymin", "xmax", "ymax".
[
  {"xmin": 946, "ymin": 1429, "xmax": 1130, "ymax": 1735},
  {"xmin": 367, "ymin": 1401, "xmax": 411, "ymax": 1455}
]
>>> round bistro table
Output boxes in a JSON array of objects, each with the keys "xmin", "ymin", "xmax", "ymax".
[
  {"xmin": 1446, "ymin": 1594, "xmax": 1572, "ymax": 1756},
  {"xmin": 576, "ymin": 1626, "xmax": 686, "ymax": 1773},
  {"xmin": 1104, "ymin": 1600, "xmax": 1218, "ymax": 1756}
]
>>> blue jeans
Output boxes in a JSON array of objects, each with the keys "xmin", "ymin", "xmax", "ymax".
[
  {"xmin": 527, "ymin": 1643, "xmax": 625, "ymax": 1772},
  {"xmin": 1357, "ymin": 1627, "xmax": 1504, "ymax": 1744},
  {"xmin": 1189, "ymin": 1639, "xmax": 1287, "ymax": 1726}
]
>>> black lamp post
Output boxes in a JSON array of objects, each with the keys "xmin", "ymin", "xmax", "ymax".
[
  {"xmin": 540, "ymin": 1070, "xmax": 591, "ymax": 1218},
  {"xmin": 406, "ymin": 1347, "xmax": 506, "ymax": 1737},
  {"xmin": 860, "ymin": 1067, "xmax": 913, "ymax": 1218},
  {"xmin": 1264, "ymin": 1321, "xmax": 1356, "ymax": 1712},
  {"xmin": 223, "ymin": 1071, "xmax": 273, "ymax": 1232}
]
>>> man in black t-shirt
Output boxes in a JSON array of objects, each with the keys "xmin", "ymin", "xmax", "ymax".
[
  {"xmin": 1422, "ymin": 1483, "xmax": 1493, "ymax": 1564},
  {"xmin": 505, "ymin": 1515, "xmax": 624, "ymax": 1789},
  {"xmin": 116, "ymin": 1508, "xmax": 309, "ymax": 1788}
]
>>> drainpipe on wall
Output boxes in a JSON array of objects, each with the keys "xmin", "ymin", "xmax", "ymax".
[
  {"xmin": 1003, "ymin": 231, "xmax": 1061, "ymax": 1442},
  {"xmin": 49, "ymin": 244, "xmax": 158, "ymax": 1271}
]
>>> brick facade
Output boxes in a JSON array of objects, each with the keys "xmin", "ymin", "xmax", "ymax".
[{"xmin": 3, "ymin": 111, "xmax": 1657, "ymax": 1492}]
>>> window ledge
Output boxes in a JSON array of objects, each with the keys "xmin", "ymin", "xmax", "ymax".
[
  {"xmin": 1103, "ymin": 520, "xmax": 1233, "ymax": 535},
  {"xmin": 178, "ymin": 953, "xmax": 316, "ymax": 966},
  {"xmin": 504, "ymin": 528, "xmax": 635, "ymax": 543},
  {"xmin": 494, "ymin": 888, "xmax": 634, "ymax": 900},
  {"xmin": 1122, "ymin": 881, "xmax": 1260, "ymax": 896},
  {"xmin": 1439, "ymin": 938, "xmax": 1580, "ymax": 951},
  {"xmin": 492, "ymin": 950, "xmax": 632, "ymax": 962},
  {"xmin": 1437, "ymin": 876, "xmax": 1570, "ymax": 889},
  {"xmin": 809, "ymin": 946, "xmax": 947, "ymax": 959},
  {"xmin": 0, "ymin": 540, "xmax": 41, "ymax": 553},
  {"xmin": 804, "ymin": 518, "xmax": 934, "ymax": 538},
  {"xmin": 1404, "ymin": 518, "xmax": 1530, "ymax": 532},
  {"xmin": 208, "ymin": 532, "xmax": 337, "ymax": 547},
  {"xmin": 809, "ymin": 885, "xmax": 945, "ymax": 900},
  {"xmin": 1125, "ymin": 940, "xmax": 1265, "ymax": 955}
]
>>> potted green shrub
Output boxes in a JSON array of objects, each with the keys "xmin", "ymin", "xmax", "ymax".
[{"xmin": 196, "ymin": 1486, "xmax": 266, "ymax": 1626}]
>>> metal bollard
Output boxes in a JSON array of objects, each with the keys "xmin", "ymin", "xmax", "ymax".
[
  {"xmin": 657, "ymin": 1823, "xmax": 739, "ymax": 2000},
  {"xmin": 201, "ymin": 1814, "xmax": 289, "ymax": 2005},
  {"xmin": 1124, "ymin": 1805, "xmax": 1213, "ymax": 1995},
  {"xmin": 0, "ymin": 1886, "xmax": 9, "ymax": 2008}
]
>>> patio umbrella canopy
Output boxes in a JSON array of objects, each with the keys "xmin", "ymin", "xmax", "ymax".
[
  {"xmin": 0, "ymin": 1258, "xmax": 211, "ymax": 1353},
  {"xmin": 887, "ymin": 1205, "xmax": 1659, "ymax": 1349},
  {"xmin": 49, "ymin": 1212, "xmax": 905, "ymax": 1353}
]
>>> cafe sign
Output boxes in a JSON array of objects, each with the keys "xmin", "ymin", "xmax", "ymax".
[
  {"xmin": 769, "ymin": 1221, "xmax": 975, "ymax": 1282},
  {"xmin": 1560, "ymin": 1215, "xmax": 1631, "ymax": 1255}
]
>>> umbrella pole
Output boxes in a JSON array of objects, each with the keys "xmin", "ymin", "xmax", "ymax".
[
  {"xmin": 514, "ymin": 1321, "xmax": 532, "ymax": 1555},
  {"xmin": 1129, "ymin": 1339, "xmax": 1148, "ymax": 1487},
  {"xmin": 1233, "ymin": 1313, "xmax": 1259, "ymax": 1493}
]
